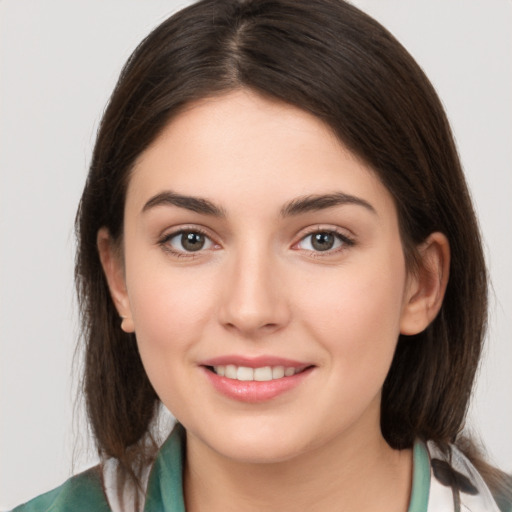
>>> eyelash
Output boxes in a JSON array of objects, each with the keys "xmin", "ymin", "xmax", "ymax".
[{"xmin": 158, "ymin": 227, "xmax": 355, "ymax": 258}]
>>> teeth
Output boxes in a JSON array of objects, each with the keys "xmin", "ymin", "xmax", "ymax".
[
  {"xmin": 254, "ymin": 366, "xmax": 272, "ymax": 381},
  {"xmin": 212, "ymin": 364, "xmax": 302, "ymax": 381},
  {"xmin": 284, "ymin": 367, "xmax": 296, "ymax": 377},
  {"xmin": 237, "ymin": 366, "xmax": 254, "ymax": 381},
  {"xmin": 225, "ymin": 364, "xmax": 237, "ymax": 379},
  {"xmin": 272, "ymin": 366, "xmax": 285, "ymax": 379}
]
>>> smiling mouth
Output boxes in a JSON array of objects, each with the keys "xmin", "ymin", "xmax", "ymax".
[{"xmin": 205, "ymin": 364, "xmax": 311, "ymax": 382}]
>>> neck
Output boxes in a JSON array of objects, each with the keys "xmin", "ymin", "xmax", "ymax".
[{"xmin": 183, "ymin": 419, "xmax": 412, "ymax": 512}]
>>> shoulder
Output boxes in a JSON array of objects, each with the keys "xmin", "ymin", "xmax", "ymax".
[{"xmin": 10, "ymin": 466, "xmax": 111, "ymax": 512}]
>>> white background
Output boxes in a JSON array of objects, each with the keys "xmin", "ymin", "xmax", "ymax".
[{"xmin": 1, "ymin": 0, "xmax": 510, "ymax": 508}]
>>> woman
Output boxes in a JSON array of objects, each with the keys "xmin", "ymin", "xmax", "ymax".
[{"xmin": 10, "ymin": 0, "xmax": 511, "ymax": 510}]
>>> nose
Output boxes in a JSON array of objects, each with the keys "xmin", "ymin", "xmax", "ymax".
[{"xmin": 218, "ymin": 245, "xmax": 290, "ymax": 338}]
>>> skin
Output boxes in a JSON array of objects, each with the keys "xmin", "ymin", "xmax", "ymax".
[{"xmin": 99, "ymin": 89, "xmax": 449, "ymax": 512}]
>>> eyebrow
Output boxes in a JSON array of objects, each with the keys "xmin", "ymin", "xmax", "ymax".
[
  {"xmin": 141, "ymin": 190, "xmax": 376, "ymax": 217},
  {"xmin": 142, "ymin": 191, "xmax": 226, "ymax": 217},
  {"xmin": 280, "ymin": 193, "xmax": 376, "ymax": 217}
]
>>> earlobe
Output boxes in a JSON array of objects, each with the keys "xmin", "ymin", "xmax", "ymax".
[
  {"xmin": 400, "ymin": 232, "xmax": 450, "ymax": 336},
  {"xmin": 97, "ymin": 227, "xmax": 135, "ymax": 333}
]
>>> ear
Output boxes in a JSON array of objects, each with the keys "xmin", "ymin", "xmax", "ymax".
[
  {"xmin": 97, "ymin": 227, "xmax": 135, "ymax": 333},
  {"xmin": 400, "ymin": 232, "xmax": 450, "ymax": 335}
]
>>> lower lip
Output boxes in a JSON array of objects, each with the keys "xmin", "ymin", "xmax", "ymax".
[{"xmin": 202, "ymin": 367, "xmax": 314, "ymax": 403}]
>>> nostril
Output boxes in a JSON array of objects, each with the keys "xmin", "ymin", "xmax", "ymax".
[{"xmin": 222, "ymin": 320, "xmax": 283, "ymax": 336}]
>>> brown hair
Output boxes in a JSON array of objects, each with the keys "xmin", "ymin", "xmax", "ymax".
[{"xmin": 75, "ymin": 0, "xmax": 510, "ymax": 503}]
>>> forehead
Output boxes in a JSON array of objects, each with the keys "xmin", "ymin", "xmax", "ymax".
[{"xmin": 127, "ymin": 89, "xmax": 395, "ymax": 219}]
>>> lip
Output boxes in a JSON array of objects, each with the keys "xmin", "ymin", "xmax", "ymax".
[
  {"xmin": 200, "ymin": 355, "xmax": 308, "ymax": 368},
  {"xmin": 199, "ymin": 355, "xmax": 315, "ymax": 403}
]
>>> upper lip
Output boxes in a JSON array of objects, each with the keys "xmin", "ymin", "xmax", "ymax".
[{"xmin": 200, "ymin": 355, "xmax": 311, "ymax": 368}]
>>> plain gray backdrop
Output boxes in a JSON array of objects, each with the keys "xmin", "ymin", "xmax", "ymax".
[{"xmin": 1, "ymin": 0, "xmax": 511, "ymax": 508}]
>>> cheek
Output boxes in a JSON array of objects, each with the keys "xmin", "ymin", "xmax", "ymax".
[
  {"xmin": 296, "ymin": 252, "xmax": 407, "ymax": 374},
  {"xmin": 294, "ymin": 262, "xmax": 407, "ymax": 427},
  {"xmin": 124, "ymin": 254, "xmax": 217, "ymax": 356},
  {"xmin": 123, "ymin": 262, "xmax": 219, "ymax": 414}
]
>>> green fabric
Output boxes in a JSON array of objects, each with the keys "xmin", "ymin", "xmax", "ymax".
[
  {"xmin": 407, "ymin": 440, "xmax": 430, "ymax": 512},
  {"xmin": 496, "ymin": 493, "xmax": 512, "ymax": 512},
  {"xmin": 10, "ymin": 466, "xmax": 111, "ymax": 512},
  {"xmin": 143, "ymin": 423, "xmax": 186, "ymax": 512}
]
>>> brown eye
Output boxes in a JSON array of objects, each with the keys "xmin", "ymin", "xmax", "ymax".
[
  {"xmin": 311, "ymin": 232, "xmax": 335, "ymax": 251},
  {"xmin": 181, "ymin": 232, "xmax": 205, "ymax": 251},
  {"xmin": 296, "ymin": 230, "xmax": 353, "ymax": 253},
  {"xmin": 166, "ymin": 230, "xmax": 213, "ymax": 253}
]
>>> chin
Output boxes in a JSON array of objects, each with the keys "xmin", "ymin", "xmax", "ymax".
[
  {"xmin": 219, "ymin": 439, "xmax": 306, "ymax": 465},
  {"xmin": 197, "ymin": 422, "xmax": 317, "ymax": 465}
]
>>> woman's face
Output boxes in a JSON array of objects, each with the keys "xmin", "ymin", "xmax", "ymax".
[{"xmin": 109, "ymin": 89, "xmax": 421, "ymax": 463}]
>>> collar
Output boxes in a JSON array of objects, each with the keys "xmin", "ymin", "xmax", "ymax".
[
  {"xmin": 143, "ymin": 423, "xmax": 186, "ymax": 512},
  {"xmin": 424, "ymin": 440, "xmax": 501, "ymax": 512}
]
